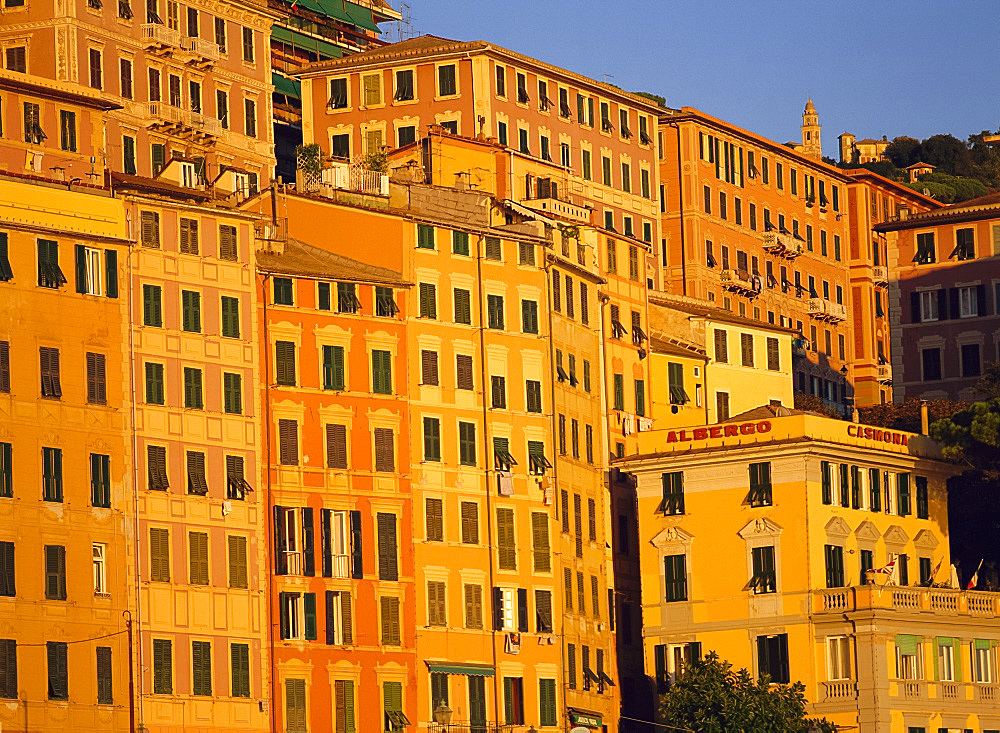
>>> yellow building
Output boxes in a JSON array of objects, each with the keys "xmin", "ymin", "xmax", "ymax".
[
  {"xmin": 0, "ymin": 72, "xmax": 133, "ymax": 733},
  {"xmin": 617, "ymin": 407, "xmax": 1000, "ymax": 732},
  {"xmin": 647, "ymin": 293, "xmax": 795, "ymax": 426},
  {"xmin": 115, "ymin": 167, "xmax": 270, "ymax": 733}
]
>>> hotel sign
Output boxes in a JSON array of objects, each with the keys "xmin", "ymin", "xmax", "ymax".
[
  {"xmin": 666, "ymin": 421, "xmax": 772, "ymax": 444},
  {"xmin": 847, "ymin": 424, "xmax": 909, "ymax": 446}
]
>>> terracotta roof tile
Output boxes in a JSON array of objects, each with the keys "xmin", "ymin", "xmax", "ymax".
[{"xmin": 256, "ymin": 237, "xmax": 408, "ymax": 284}]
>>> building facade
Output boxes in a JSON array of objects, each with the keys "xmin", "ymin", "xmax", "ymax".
[
  {"xmin": 876, "ymin": 194, "xmax": 1000, "ymax": 402},
  {"xmin": 619, "ymin": 409, "xmax": 1000, "ymax": 732},
  {"xmin": 658, "ymin": 107, "xmax": 855, "ymax": 415}
]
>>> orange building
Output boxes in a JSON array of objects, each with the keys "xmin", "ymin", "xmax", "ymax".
[
  {"xmin": 658, "ymin": 107, "xmax": 855, "ymax": 415},
  {"xmin": 0, "ymin": 0, "xmax": 277, "ymax": 186},
  {"xmin": 245, "ymin": 187, "xmax": 419, "ymax": 731},
  {"xmin": 842, "ymin": 171, "xmax": 938, "ymax": 406}
]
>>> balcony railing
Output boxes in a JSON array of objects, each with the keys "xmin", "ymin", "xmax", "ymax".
[
  {"xmin": 807, "ymin": 297, "xmax": 848, "ymax": 323},
  {"xmin": 720, "ymin": 268, "xmax": 761, "ymax": 297},
  {"xmin": 762, "ymin": 231, "xmax": 803, "ymax": 259},
  {"xmin": 331, "ymin": 554, "xmax": 350, "ymax": 579},
  {"xmin": 183, "ymin": 36, "xmax": 220, "ymax": 63},
  {"xmin": 821, "ymin": 680, "xmax": 857, "ymax": 701},
  {"xmin": 145, "ymin": 102, "xmax": 221, "ymax": 139},
  {"xmin": 876, "ymin": 364, "xmax": 891, "ymax": 383},
  {"xmin": 815, "ymin": 586, "xmax": 1000, "ymax": 617},
  {"xmin": 141, "ymin": 23, "xmax": 182, "ymax": 50},
  {"xmin": 519, "ymin": 196, "xmax": 590, "ymax": 224},
  {"xmin": 872, "ymin": 265, "xmax": 888, "ymax": 284}
]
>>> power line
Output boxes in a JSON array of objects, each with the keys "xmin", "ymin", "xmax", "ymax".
[{"xmin": 16, "ymin": 629, "xmax": 127, "ymax": 647}]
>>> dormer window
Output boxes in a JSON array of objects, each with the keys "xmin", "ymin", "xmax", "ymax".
[{"xmin": 179, "ymin": 161, "xmax": 196, "ymax": 188}]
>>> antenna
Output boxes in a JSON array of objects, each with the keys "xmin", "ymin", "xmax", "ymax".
[
  {"xmin": 392, "ymin": 2, "xmax": 412, "ymax": 42},
  {"xmin": 602, "ymin": 73, "xmax": 614, "ymax": 84}
]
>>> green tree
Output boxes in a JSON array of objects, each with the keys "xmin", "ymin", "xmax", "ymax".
[
  {"xmin": 921, "ymin": 133, "xmax": 973, "ymax": 176},
  {"xmin": 632, "ymin": 91, "xmax": 667, "ymax": 108},
  {"xmin": 884, "ymin": 136, "xmax": 921, "ymax": 168},
  {"xmin": 904, "ymin": 180, "xmax": 956, "ymax": 202},
  {"xmin": 659, "ymin": 652, "xmax": 834, "ymax": 732},
  {"xmin": 858, "ymin": 397, "xmax": 969, "ymax": 434}
]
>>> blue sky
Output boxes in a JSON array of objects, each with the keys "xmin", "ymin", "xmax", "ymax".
[{"xmin": 382, "ymin": 0, "xmax": 1000, "ymax": 159}]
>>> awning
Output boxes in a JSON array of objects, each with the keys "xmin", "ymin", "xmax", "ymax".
[
  {"xmin": 426, "ymin": 662, "xmax": 495, "ymax": 677},
  {"xmin": 568, "ymin": 707, "xmax": 602, "ymax": 727},
  {"xmin": 270, "ymin": 24, "xmax": 343, "ymax": 59},
  {"xmin": 272, "ymin": 73, "xmax": 301, "ymax": 100},
  {"xmin": 345, "ymin": 1, "xmax": 380, "ymax": 32},
  {"xmin": 314, "ymin": 0, "xmax": 353, "ymax": 23}
]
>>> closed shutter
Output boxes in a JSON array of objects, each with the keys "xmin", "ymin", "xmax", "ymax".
[
  {"xmin": 186, "ymin": 451, "xmax": 207, "ymax": 495},
  {"xmin": 419, "ymin": 282, "xmax": 437, "ymax": 318},
  {"xmin": 230, "ymin": 643, "xmax": 249, "ymax": 698},
  {"xmin": 285, "ymin": 679, "xmax": 306, "ymax": 733},
  {"xmin": 179, "ymin": 218, "xmax": 199, "ymax": 254},
  {"xmin": 218, "ymin": 225, "xmax": 238, "ymax": 261},
  {"xmin": 75, "ymin": 244, "xmax": 88, "ymax": 294},
  {"xmin": 588, "ymin": 498, "xmax": 597, "ymax": 540},
  {"xmin": 517, "ymin": 587, "xmax": 528, "ymax": 632},
  {"xmin": 150, "ymin": 528, "xmax": 170, "ymax": 582},
  {"xmin": 531, "ymin": 512, "xmax": 550, "ymax": 572},
  {"xmin": 380, "ymin": 596, "xmax": 400, "ymax": 644},
  {"xmin": 371, "ymin": 350, "xmax": 391, "ymax": 394},
  {"xmin": 274, "ymin": 341, "xmax": 296, "ymax": 385},
  {"xmin": 301, "ymin": 507, "xmax": 315, "ymax": 576},
  {"xmin": 428, "ymin": 581, "xmax": 445, "ymax": 625},
  {"xmin": 0, "ymin": 639, "xmax": 15, "ymax": 699},
  {"xmin": 227, "ymin": 535, "xmax": 248, "ymax": 589},
  {"xmin": 539, "ymin": 678, "xmax": 556, "ymax": 726},
  {"xmin": 0, "ymin": 542, "xmax": 13, "ymax": 596},
  {"xmin": 461, "ymin": 502, "xmax": 479, "ymax": 544},
  {"xmin": 47, "ymin": 641, "xmax": 68, "ymax": 699},
  {"xmin": 349, "ymin": 510, "xmax": 363, "ymax": 579},
  {"xmin": 591, "ymin": 575, "xmax": 600, "ymax": 618},
  {"xmin": 189, "ymin": 531, "xmax": 209, "ymax": 585},
  {"xmin": 492, "ymin": 586, "xmax": 503, "ymax": 630},
  {"xmin": 278, "ymin": 419, "xmax": 298, "ymax": 465},
  {"xmin": 335, "ymin": 679, "xmax": 355, "ymax": 732},
  {"xmin": 96, "ymin": 646, "xmax": 113, "ymax": 704},
  {"xmin": 44, "ymin": 544, "xmax": 66, "ymax": 599},
  {"xmin": 374, "ymin": 428, "xmax": 394, "ymax": 472},
  {"xmin": 568, "ymin": 642, "xmax": 577, "ymax": 688},
  {"xmin": 326, "ymin": 424, "xmax": 347, "ymax": 469},
  {"xmin": 454, "ymin": 288, "xmax": 471, "ymax": 323},
  {"xmin": 377, "ymin": 512, "xmax": 398, "ymax": 581},
  {"xmin": 456, "ymin": 354, "xmax": 474, "ymax": 389},
  {"xmin": 84, "ymin": 352, "xmax": 105, "ymax": 404},
  {"xmin": 464, "ymin": 583, "xmax": 482, "ymax": 628},
  {"xmin": 143, "ymin": 285, "xmax": 162, "ymax": 327},
  {"xmin": 192, "ymin": 641, "xmax": 212, "ymax": 695},
  {"xmin": 0, "ymin": 342, "xmax": 8, "ymax": 394},
  {"xmin": 221, "ymin": 297, "xmax": 240, "ymax": 338},
  {"xmin": 140, "ymin": 211, "xmax": 160, "ymax": 247},
  {"xmin": 420, "ymin": 350, "xmax": 439, "ymax": 385},
  {"xmin": 425, "ymin": 498, "xmax": 443, "ymax": 541},
  {"xmin": 152, "ymin": 639, "xmax": 172, "ymax": 694},
  {"xmin": 303, "ymin": 593, "xmax": 317, "ymax": 640},
  {"xmin": 766, "ymin": 337, "xmax": 780, "ymax": 370},
  {"xmin": 340, "ymin": 592, "xmax": 353, "ymax": 644},
  {"xmin": 496, "ymin": 508, "xmax": 516, "ymax": 570},
  {"xmin": 182, "ymin": 290, "xmax": 201, "ymax": 332}
]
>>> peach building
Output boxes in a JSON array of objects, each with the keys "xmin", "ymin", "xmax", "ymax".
[{"xmin": 116, "ymin": 166, "xmax": 269, "ymax": 732}]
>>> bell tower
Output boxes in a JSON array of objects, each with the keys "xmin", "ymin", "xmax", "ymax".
[{"xmin": 801, "ymin": 98, "xmax": 822, "ymax": 160}]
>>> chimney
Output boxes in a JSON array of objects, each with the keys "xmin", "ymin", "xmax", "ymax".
[
  {"xmin": 898, "ymin": 206, "xmax": 910, "ymax": 221},
  {"xmin": 920, "ymin": 400, "xmax": 929, "ymax": 435}
]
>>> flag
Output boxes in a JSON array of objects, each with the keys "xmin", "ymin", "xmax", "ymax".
[
  {"xmin": 967, "ymin": 559, "xmax": 984, "ymax": 590},
  {"xmin": 875, "ymin": 556, "xmax": 897, "ymax": 584},
  {"xmin": 925, "ymin": 557, "xmax": 944, "ymax": 586}
]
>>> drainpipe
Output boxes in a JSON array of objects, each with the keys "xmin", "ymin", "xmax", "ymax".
[
  {"xmin": 261, "ymin": 269, "xmax": 276, "ymax": 733},
  {"xmin": 473, "ymin": 233, "xmax": 502, "ymax": 727},
  {"xmin": 667, "ymin": 122, "xmax": 686, "ymax": 296}
]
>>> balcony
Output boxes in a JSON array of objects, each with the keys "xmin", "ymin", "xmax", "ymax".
[
  {"xmin": 519, "ymin": 196, "xmax": 590, "ymax": 224},
  {"xmin": 877, "ymin": 364, "xmax": 892, "ymax": 383},
  {"xmin": 807, "ymin": 297, "xmax": 848, "ymax": 323},
  {"xmin": 762, "ymin": 231, "xmax": 803, "ymax": 260},
  {"xmin": 145, "ymin": 102, "xmax": 221, "ymax": 142},
  {"xmin": 141, "ymin": 23, "xmax": 182, "ymax": 54},
  {"xmin": 720, "ymin": 268, "xmax": 761, "ymax": 297},
  {"xmin": 815, "ymin": 586, "xmax": 1000, "ymax": 618},
  {"xmin": 331, "ymin": 554, "xmax": 350, "ymax": 579},
  {"xmin": 820, "ymin": 680, "xmax": 857, "ymax": 702},
  {"xmin": 872, "ymin": 265, "xmax": 888, "ymax": 285},
  {"xmin": 254, "ymin": 218, "xmax": 287, "ymax": 254},
  {"xmin": 182, "ymin": 36, "xmax": 220, "ymax": 67}
]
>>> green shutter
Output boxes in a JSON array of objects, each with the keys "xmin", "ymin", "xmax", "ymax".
[{"xmin": 304, "ymin": 593, "xmax": 317, "ymax": 640}]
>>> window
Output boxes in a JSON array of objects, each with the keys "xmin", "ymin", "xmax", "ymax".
[
  {"xmin": 188, "ymin": 531, "xmax": 209, "ymax": 584},
  {"xmin": 427, "ymin": 580, "xmax": 446, "ymax": 626},
  {"xmin": 825, "ymin": 544, "xmax": 845, "ymax": 588},
  {"xmin": 186, "ymin": 451, "xmax": 208, "ymax": 495},
  {"xmin": 714, "ymin": 329, "xmax": 728, "ymax": 363},
  {"xmin": 241, "ymin": 27, "xmax": 254, "ymax": 63},
  {"xmin": 613, "ymin": 373, "xmax": 624, "ymax": 411},
  {"xmin": 660, "ymin": 471, "xmax": 684, "ymax": 515},
  {"xmin": 922, "ymin": 348, "xmax": 942, "ymax": 381},
  {"xmin": 716, "ymin": 391, "xmax": 730, "ymax": 421},
  {"xmin": 525, "ymin": 379, "xmax": 542, "ymax": 413},
  {"xmin": 229, "ymin": 643, "xmax": 249, "ymax": 699},
  {"xmin": 423, "ymin": 417, "xmax": 441, "ymax": 461},
  {"xmin": 740, "ymin": 333, "xmax": 754, "ymax": 367},
  {"xmin": 958, "ymin": 285, "xmax": 980, "ymax": 318},
  {"xmin": 497, "ymin": 508, "xmax": 516, "ymax": 570},
  {"xmin": 437, "ymin": 64, "xmax": 456, "ymax": 96},
  {"xmin": 952, "ymin": 227, "xmax": 975, "ymax": 260},
  {"xmin": 750, "ymin": 545, "xmax": 777, "ymax": 594},
  {"xmin": 274, "ymin": 341, "xmax": 296, "ymax": 386},
  {"xmin": 44, "ymin": 544, "xmax": 67, "ymax": 599},
  {"xmin": 419, "ymin": 283, "xmax": 437, "ymax": 319},
  {"xmin": 749, "ymin": 462, "xmax": 772, "ymax": 507},
  {"xmin": 88, "ymin": 48, "xmax": 103, "ymax": 89},
  {"xmin": 452, "ymin": 286, "xmax": 472, "ymax": 324},
  {"xmin": 84, "ymin": 351, "xmax": 108, "ymax": 404},
  {"xmin": 223, "ymin": 372, "xmax": 241, "ymax": 414},
  {"xmin": 491, "ymin": 375, "xmax": 506, "ymax": 409},
  {"xmin": 454, "ymin": 354, "xmax": 474, "ymax": 391},
  {"xmin": 914, "ymin": 232, "xmax": 935, "ymax": 264},
  {"xmin": 221, "ymin": 296, "xmax": 240, "ymax": 338},
  {"xmin": 375, "ymin": 286, "xmax": 398, "ymax": 317},
  {"xmin": 5, "ymin": 46, "xmax": 26, "ymax": 73},
  {"xmin": 91, "ymin": 453, "xmax": 111, "ymax": 508},
  {"xmin": 183, "ymin": 367, "xmax": 203, "ymax": 409},
  {"xmin": 47, "ymin": 641, "xmax": 69, "ymax": 700},
  {"xmin": 278, "ymin": 419, "xmax": 298, "ymax": 466},
  {"xmin": 393, "ymin": 68, "xmax": 414, "ymax": 102},
  {"xmin": 323, "ymin": 345, "xmax": 346, "ymax": 391},
  {"xmin": 451, "ymin": 503, "xmax": 479, "ymax": 549},
  {"xmin": 635, "ymin": 379, "xmax": 646, "ymax": 416},
  {"xmin": 42, "ymin": 446, "xmax": 63, "ymax": 501},
  {"xmin": 243, "ymin": 98, "xmax": 256, "ymax": 138},
  {"xmin": 372, "ymin": 350, "xmax": 392, "ymax": 394},
  {"xmin": 37, "ymin": 240, "xmax": 66, "ymax": 289},
  {"xmin": 227, "ymin": 535, "xmax": 248, "ymax": 588},
  {"xmin": 664, "ymin": 554, "xmax": 687, "ymax": 602},
  {"xmin": 828, "ymin": 637, "xmax": 851, "ymax": 681},
  {"xmin": 487, "ymin": 294, "xmax": 505, "ymax": 329},
  {"xmin": 374, "ymin": 428, "xmax": 394, "ymax": 472},
  {"xmin": 916, "ymin": 476, "xmax": 929, "ymax": 519},
  {"xmin": 503, "ymin": 676, "xmax": 524, "ymax": 725},
  {"xmin": 757, "ymin": 634, "xmax": 789, "ymax": 684},
  {"xmin": 973, "ymin": 640, "xmax": 994, "ymax": 683},
  {"xmin": 377, "ymin": 512, "xmax": 398, "ymax": 581},
  {"xmin": 0, "ymin": 444, "xmax": 10, "ymax": 498},
  {"xmin": 379, "ymin": 596, "xmax": 401, "ymax": 646}
]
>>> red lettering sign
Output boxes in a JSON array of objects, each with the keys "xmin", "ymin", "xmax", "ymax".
[
  {"xmin": 847, "ymin": 424, "xmax": 909, "ymax": 448},
  {"xmin": 663, "ymin": 421, "xmax": 771, "ymax": 445}
]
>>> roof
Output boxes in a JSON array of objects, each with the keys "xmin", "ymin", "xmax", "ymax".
[
  {"xmin": 725, "ymin": 404, "xmax": 808, "ymax": 422},
  {"xmin": 660, "ymin": 107, "xmax": 853, "ymax": 181},
  {"xmin": 256, "ymin": 236, "xmax": 408, "ymax": 285},
  {"xmin": 0, "ymin": 69, "xmax": 123, "ymax": 111},
  {"xmin": 874, "ymin": 191, "xmax": 1000, "ymax": 232},
  {"xmin": 648, "ymin": 334, "xmax": 707, "ymax": 359},
  {"xmin": 842, "ymin": 169, "xmax": 941, "ymax": 209},
  {"xmin": 905, "ymin": 161, "xmax": 936, "ymax": 170},
  {"xmin": 111, "ymin": 171, "xmax": 212, "ymax": 201},
  {"xmin": 855, "ymin": 138, "xmax": 888, "ymax": 146},
  {"xmin": 649, "ymin": 293, "xmax": 800, "ymax": 335},
  {"xmin": 295, "ymin": 34, "xmax": 665, "ymax": 112}
]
